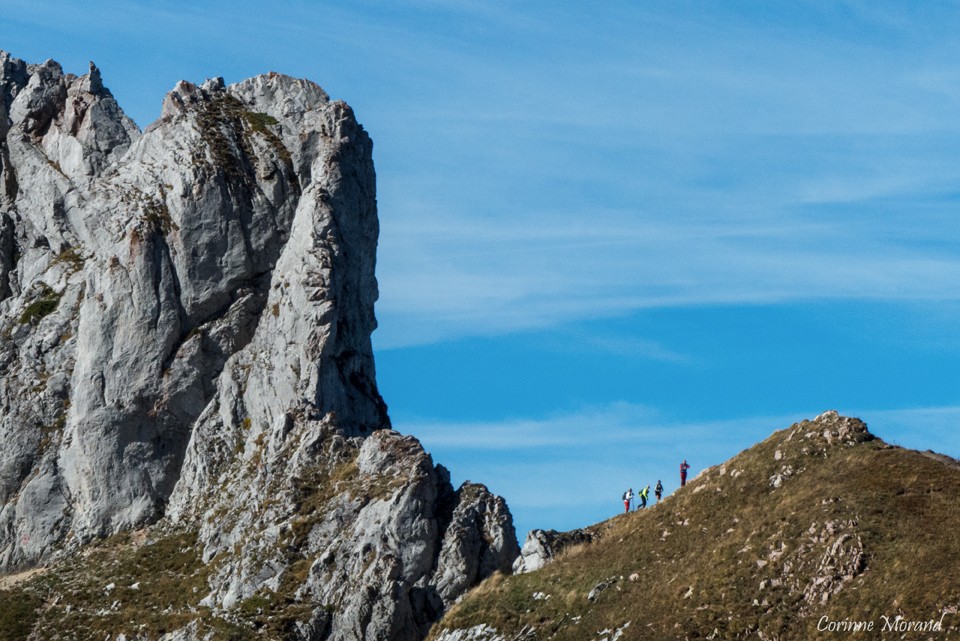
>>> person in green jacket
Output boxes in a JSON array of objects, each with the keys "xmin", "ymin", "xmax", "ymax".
[{"xmin": 638, "ymin": 484, "xmax": 650, "ymax": 509}]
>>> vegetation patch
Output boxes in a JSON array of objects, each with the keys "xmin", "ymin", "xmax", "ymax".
[
  {"xmin": 19, "ymin": 284, "xmax": 61, "ymax": 325},
  {"xmin": 244, "ymin": 111, "xmax": 279, "ymax": 134},
  {"xmin": 245, "ymin": 111, "xmax": 293, "ymax": 166},
  {"xmin": 38, "ymin": 409, "xmax": 68, "ymax": 453},
  {"xmin": 0, "ymin": 589, "xmax": 42, "ymax": 640},
  {"xmin": 292, "ymin": 454, "xmax": 361, "ymax": 529},
  {"xmin": 144, "ymin": 195, "xmax": 177, "ymax": 235},
  {"xmin": 51, "ymin": 246, "xmax": 86, "ymax": 272},
  {"xmin": 233, "ymin": 591, "xmax": 316, "ymax": 638},
  {"xmin": 195, "ymin": 94, "xmax": 255, "ymax": 177},
  {"xmin": 15, "ymin": 529, "xmax": 213, "ymax": 640},
  {"xmin": 192, "ymin": 94, "xmax": 293, "ymax": 182},
  {"xmin": 121, "ymin": 185, "xmax": 178, "ymax": 236}
]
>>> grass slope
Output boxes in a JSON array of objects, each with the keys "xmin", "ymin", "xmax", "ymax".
[
  {"xmin": 431, "ymin": 412, "xmax": 960, "ymax": 640},
  {"xmin": 0, "ymin": 529, "xmax": 252, "ymax": 641}
]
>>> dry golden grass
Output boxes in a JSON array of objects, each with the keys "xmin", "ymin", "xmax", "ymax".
[{"xmin": 430, "ymin": 419, "xmax": 960, "ymax": 640}]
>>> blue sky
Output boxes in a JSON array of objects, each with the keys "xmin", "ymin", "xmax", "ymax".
[{"xmin": 4, "ymin": 1, "xmax": 960, "ymax": 538}]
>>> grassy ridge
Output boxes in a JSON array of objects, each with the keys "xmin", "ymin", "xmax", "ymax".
[{"xmin": 431, "ymin": 415, "xmax": 960, "ymax": 640}]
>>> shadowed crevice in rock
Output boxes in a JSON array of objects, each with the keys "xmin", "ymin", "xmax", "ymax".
[{"xmin": 0, "ymin": 211, "xmax": 15, "ymax": 299}]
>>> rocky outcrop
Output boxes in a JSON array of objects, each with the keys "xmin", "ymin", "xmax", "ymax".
[
  {"xmin": 169, "ymin": 424, "xmax": 516, "ymax": 640},
  {"xmin": 512, "ymin": 527, "xmax": 594, "ymax": 574},
  {"xmin": 432, "ymin": 480, "xmax": 517, "ymax": 602},
  {"xmin": 0, "ymin": 50, "xmax": 518, "ymax": 639},
  {"xmin": 432, "ymin": 625, "xmax": 510, "ymax": 641}
]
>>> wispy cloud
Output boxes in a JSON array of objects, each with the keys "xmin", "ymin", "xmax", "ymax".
[
  {"xmin": 9, "ymin": 1, "xmax": 960, "ymax": 350},
  {"xmin": 403, "ymin": 403, "xmax": 825, "ymax": 453},
  {"xmin": 401, "ymin": 403, "xmax": 659, "ymax": 450},
  {"xmin": 398, "ymin": 403, "xmax": 960, "ymax": 534},
  {"xmin": 369, "ymin": 32, "xmax": 960, "ymax": 348},
  {"xmin": 356, "ymin": 4, "xmax": 960, "ymax": 348},
  {"xmin": 374, "ymin": 199, "xmax": 960, "ymax": 348}
]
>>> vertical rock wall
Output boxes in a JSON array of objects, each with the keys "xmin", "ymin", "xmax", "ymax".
[{"xmin": 0, "ymin": 51, "xmax": 518, "ymax": 639}]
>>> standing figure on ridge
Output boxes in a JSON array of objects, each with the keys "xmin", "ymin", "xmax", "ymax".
[
  {"xmin": 623, "ymin": 488, "xmax": 633, "ymax": 513},
  {"xmin": 680, "ymin": 460, "xmax": 691, "ymax": 487},
  {"xmin": 638, "ymin": 484, "xmax": 650, "ymax": 509},
  {"xmin": 655, "ymin": 480, "xmax": 663, "ymax": 503}
]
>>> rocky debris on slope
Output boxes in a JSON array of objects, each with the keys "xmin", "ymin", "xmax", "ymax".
[
  {"xmin": 513, "ymin": 527, "xmax": 595, "ymax": 574},
  {"xmin": 0, "ymin": 50, "xmax": 519, "ymax": 640},
  {"xmin": 768, "ymin": 411, "xmax": 873, "ymax": 490},
  {"xmin": 590, "ymin": 621, "xmax": 630, "ymax": 641},
  {"xmin": 799, "ymin": 519, "xmax": 866, "ymax": 607},
  {"xmin": 684, "ymin": 411, "xmax": 875, "ymax": 494},
  {"xmin": 433, "ymin": 624, "xmax": 536, "ymax": 641},
  {"xmin": 683, "ymin": 412, "xmax": 874, "ymax": 610},
  {"xmin": 805, "ymin": 410, "xmax": 873, "ymax": 446},
  {"xmin": 587, "ymin": 575, "xmax": 621, "ymax": 602},
  {"xmin": 432, "ymin": 625, "xmax": 508, "ymax": 641},
  {"xmin": 676, "ymin": 412, "xmax": 875, "ymax": 611}
]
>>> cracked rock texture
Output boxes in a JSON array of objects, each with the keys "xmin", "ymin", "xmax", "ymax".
[{"xmin": 0, "ymin": 50, "xmax": 518, "ymax": 640}]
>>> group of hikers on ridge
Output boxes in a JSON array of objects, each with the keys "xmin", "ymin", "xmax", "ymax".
[
  {"xmin": 621, "ymin": 460, "xmax": 690, "ymax": 513},
  {"xmin": 622, "ymin": 479, "xmax": 663, "ymax": 512}
]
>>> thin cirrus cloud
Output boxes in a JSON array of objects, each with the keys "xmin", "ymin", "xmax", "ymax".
[
  {"xmin": 370, "ymin": 37, "xmax": 960, "ymax": 348},
  {"xmin": 403, "ymin": 403, "xmax": 960, "ymax": 456},
  {"xmin": 401, "ymin": 404, "xmax": 811, "ymax": 454},
  {"xmin": 398, "ymin": 403, "xmax": 960, "ymax": 534},
  {"xmin": 7, "ymin": 2, "xmax": 960, "ymax": 352},
  {"xmin": 361, "ymin": 5, "xmax": 960, "ymax": 349},
  {"xmin": 374, "ymin": 202, "xmax": 960, "ymax": 348}
]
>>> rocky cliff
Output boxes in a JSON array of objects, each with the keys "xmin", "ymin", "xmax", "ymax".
[{"xmin": 0, "ymin": 51, "xmax": 518, "ymax": 641}]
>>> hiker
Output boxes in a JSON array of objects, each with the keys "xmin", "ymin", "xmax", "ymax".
[
  {"xmin": 655, "ymin": 480, "xmax": 663, "ymax": 503},
  {"xmin": 680, "ymin": 460, "xmax": 691, "ymax": 487},
  {"xmin": 638, "ymin": 484, "xmax": 649, "ymax": 509},
  {"xmin": 622, "ymin": 488, "xmax": 633, "ymax": 513}
]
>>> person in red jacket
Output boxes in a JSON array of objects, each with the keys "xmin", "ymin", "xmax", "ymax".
[{"xmin": 680, "ymin": 460, "xmax": 691, "ymax": 487}]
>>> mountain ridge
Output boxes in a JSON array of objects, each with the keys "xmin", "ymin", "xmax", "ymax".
[{"xmin": 430, "ymin": 411, "xmax": 960, "ymax": 640}]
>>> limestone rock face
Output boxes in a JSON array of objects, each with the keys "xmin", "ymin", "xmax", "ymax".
[
  {"xmin": 512, "ymin": 527, "xmax": 594, "ymax": 574},
  {"xmin": 0, "ymin": 50, "xmax": 517, "ymax": 639},
  {"xmin": 432, "ymin": 480, "xmax": 518, "ymax": 602}
]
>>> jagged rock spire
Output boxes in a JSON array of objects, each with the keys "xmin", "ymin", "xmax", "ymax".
[{"xmin": 0, "ymin": 51, "xmax": 517, "ymax": 641}]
